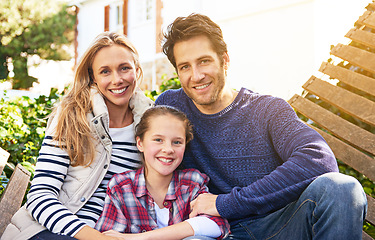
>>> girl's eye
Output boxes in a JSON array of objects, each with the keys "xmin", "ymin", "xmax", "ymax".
[
  {"xmin": 121, "ymin": 66, "xmax": 130, "ymax": 71},
  {"xmin": 100, "ymin": 69, "xmax": 109, "ymax": 74},
  {"xmin": 173, "ymin": 140, "xmax": 183, "ymax": 145},
  {"xmin": 154, "ymin": 138, "xmax": 162, "ymax": 142}
]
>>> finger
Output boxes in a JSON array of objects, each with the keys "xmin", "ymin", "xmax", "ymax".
[{"xmin": 190, "ymin": 198, "xmax": 197, "ymax": 209}]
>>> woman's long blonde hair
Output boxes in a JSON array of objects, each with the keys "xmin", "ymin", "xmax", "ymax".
[{"xmin": 53, "ymin": 32, "xmax": 142, "ymax": 167}]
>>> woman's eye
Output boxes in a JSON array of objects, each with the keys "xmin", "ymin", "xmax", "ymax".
[
  {"xmin": 100, "ymin": 69, "xmax": 109, "ymax": 74},
  {"xmin": 154, "ymin": 138, "xmax": 162, "ymax": 142},
  {"xmin": 121, "ymin": 66, "xmax": 130, "ymax": 71}
]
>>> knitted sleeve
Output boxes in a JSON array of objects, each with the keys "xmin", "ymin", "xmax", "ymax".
[{"xmin": 216, "ymin": 97, "xmax": 338, "ymax": 219}]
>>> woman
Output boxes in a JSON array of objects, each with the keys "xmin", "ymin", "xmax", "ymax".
[{"xmin": 1, "ymin": 32, "xmax": 153, "ymax": 240}]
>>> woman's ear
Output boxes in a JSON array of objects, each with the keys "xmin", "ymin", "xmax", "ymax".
[{"xmin": 136, "ymin": 136, "xmax": 144, "ymax": 152}]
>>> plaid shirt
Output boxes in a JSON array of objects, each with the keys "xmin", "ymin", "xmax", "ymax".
[{"xmin": 95, "ymin": 168, "xmax": 230, "ymax": 239}]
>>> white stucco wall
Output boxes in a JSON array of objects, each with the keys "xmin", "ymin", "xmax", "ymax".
[
  {"xmin": 160, "ymin": 0, "xmax": 369, "ymax": 99},
  {"xmin": 28, "ymin": 0, "xmax": 368, "ymax": 99}
]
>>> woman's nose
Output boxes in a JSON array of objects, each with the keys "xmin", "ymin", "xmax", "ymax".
[{"xmin": 112, "ymin": 71, "xmax": 123, "ymax": 85}]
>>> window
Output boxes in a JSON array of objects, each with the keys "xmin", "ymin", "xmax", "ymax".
[{"xmin": 136, "ymin": 0, "xmax": 154, "ymax": 23}]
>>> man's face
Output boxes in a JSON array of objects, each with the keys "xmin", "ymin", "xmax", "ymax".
[{"xmin": 173, "ymin": 35, "xmax": 229, "ymax": 113}]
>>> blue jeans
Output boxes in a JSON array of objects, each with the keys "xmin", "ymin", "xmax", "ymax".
[{"xmin": 224, "ymin": 172, "xmax": 367, "ymax": 240}]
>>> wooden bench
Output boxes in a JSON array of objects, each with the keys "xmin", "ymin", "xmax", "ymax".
[
  {"xmin": 288, "ymin": 2, "xmax": 375, "ymax": 239},
  {"xmin": 0, "ymin": 147, "xmax": 31, "ymax": 236}
]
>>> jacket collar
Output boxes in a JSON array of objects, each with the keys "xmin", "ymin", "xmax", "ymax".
[{"xmin": 90, "ymin": 87, "xmax": 154, "ymax": 128}]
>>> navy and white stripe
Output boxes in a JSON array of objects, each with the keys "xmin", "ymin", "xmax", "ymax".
[
  {"xmin": 27, "ymin": 123, "xmax": 141, "ymax": 237},
  {"xmin": 76, "ymin": 125, "xmax": 141, "ymax": 227}
]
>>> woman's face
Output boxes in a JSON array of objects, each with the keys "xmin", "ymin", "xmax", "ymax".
[{"xmin": 91, "ymin": 44, "xmax": 139, "ymax": 112}]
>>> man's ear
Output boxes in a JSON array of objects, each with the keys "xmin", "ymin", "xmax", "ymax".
[
  {"xmin": 223, "ymin": 52, "xmax": 230, "ymax": 70},
  {"xmin": 136, "ymin": 136, "xmax": 144, "ymax": 152}
]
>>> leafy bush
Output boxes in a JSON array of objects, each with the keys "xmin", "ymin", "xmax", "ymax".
[
  {"xmin": 0, "ymin": 88, "xmax": 61, "ymax": 197},
  {"xmin": 144, "ymin": 75, "xmax": 181, "ymax": 101}
]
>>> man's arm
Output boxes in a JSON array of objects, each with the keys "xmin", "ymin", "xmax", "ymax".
[{"xmin": 215, "ymin": 98, "xmax": 338, "ymax": 220}]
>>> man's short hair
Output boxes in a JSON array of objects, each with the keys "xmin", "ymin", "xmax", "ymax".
[{"xmin": 162, "ymin": 13, "xmax": 228, "ymax": 69}]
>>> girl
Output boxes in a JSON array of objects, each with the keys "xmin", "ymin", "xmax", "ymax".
[
  {"xmin": 2, "ymin": 32, "xmax": 153, "ymax": 240},
  {"xmin": 95, "ymin": 106, "xmax": 230, "ymax": 240}
]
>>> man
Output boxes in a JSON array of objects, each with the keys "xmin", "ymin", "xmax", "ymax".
[{"xmin": 156, "ymin": 13, "xmax": 367, "ymax": 239}]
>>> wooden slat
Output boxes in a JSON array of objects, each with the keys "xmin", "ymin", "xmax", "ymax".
[
  {"xmin": 331, "ymin": 44, "xmax": 375, "ymax": 74},
  {"xmin": 367, "ymin": 194, "xmax": 375, "ymax": 226},
  {"xmin": 366, "ymin": 2, "xmax": 375, "ymax": 11},
  {"xmin": 319, "ymin": 62, "xmax": 375, "ymax": 96},
  {"xmin": 0, "ymin": 147, "xmax": 10, "ymax": 174},
  {"xmin": 346, "ymin": 28, "xmax": 375, "ymax": 49},
  {"xmin": 0, "ymin": 164, "xmax": 31, "ymax": 236},
  {"xmin": 356, "ymin": 10, "xmax": 375, "ymax": 29},
  {"xmin": 303, "ymin": 76, "xmax": 375, "ymax": 126},
  {"xmin": 309, "ymin": 125, "xmax": 375, "ymax": 182},
  {"xmin": 288, "ymin": 94, "xmax": 375, "ymax": 156},
  {"xmin": 363, "ymin": 231, "xmax": 374, "ymax": 240}
]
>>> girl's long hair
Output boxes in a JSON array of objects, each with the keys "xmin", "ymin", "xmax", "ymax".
[{"xmin": 53, "ymin": 32, "xmax": 142, "ymax": 167}]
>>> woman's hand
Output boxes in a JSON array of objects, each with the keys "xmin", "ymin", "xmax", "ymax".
[
  {"xmin": 103, "ymin": 230, "xmax": 142, "ymax": 240},
  {"xmin": 74, "ymin": 225, "xmax": 123, "ymax": 240}
]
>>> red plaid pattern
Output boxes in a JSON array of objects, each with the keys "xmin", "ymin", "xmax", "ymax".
[{"xmin": 95, "ymin": 168, "xmax": 230, "ymax": 239}]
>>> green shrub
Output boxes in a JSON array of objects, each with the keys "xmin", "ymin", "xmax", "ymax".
[{"xmin": 0, "ymin": 88, "xmax": 61, "ymax": 196}]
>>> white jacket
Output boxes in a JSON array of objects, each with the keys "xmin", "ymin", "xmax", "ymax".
[{"xmin": 1, "ymin": 88, "xmax": 153, "ymax": 240}]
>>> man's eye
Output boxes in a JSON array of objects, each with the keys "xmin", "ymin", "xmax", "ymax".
[{"xmin": 180, "ymin": 65, "xmax": 188, "ymax": 71}]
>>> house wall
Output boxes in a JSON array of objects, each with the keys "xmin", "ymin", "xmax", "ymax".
[{"xmin": 70, "ymin": 0, "xmax": 369, "ymax": 100}]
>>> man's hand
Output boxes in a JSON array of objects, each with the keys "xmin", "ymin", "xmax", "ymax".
[{"xmin": 189, "ymin": 193, "xmax": 220, "ymax": 218}]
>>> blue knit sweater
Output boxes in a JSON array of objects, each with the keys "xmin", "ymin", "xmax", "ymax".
[{"xmin": 155, "ymin": 88, "xmax": 338, "ymax": 224}]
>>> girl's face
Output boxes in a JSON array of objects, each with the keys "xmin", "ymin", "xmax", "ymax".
[
  {"xmin": 137, "ymin": 114, "xmax": 186, "ymax": 179},
  {"xmin": 92, "ymin": 44, "xmax": 139, "ymax": 113}
]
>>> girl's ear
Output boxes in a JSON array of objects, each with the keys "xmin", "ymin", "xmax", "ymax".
[{"xmin": 136, "ymin": 136, "xmax": 144, "ymax": 152}]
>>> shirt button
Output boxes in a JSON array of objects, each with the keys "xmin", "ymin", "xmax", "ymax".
[
  {"xmin": 94, "ymin": 120, "xmax": 98, "ymax": 124},
  {"xmin": 101, "ymin": 135, "xmax": 105, "ymax": 139},
  {"xmin": 142, "ymin": 230, "xmax": 147, "ymax": 233},
  {"xmin": 80, "ymin": 197, "xmax": 86, "ymax": 202},
  {"xmin": 163, "ymin": 202, "xmax": 168, "ymax": 207},
  {"xmin": 104, "ymin": 164, "xmax": 108, "ymax": 169}
]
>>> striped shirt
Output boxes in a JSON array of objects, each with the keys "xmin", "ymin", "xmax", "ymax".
[{"xmin": 27, "ymin": 123, "xmax": 141, "ymax": 236}]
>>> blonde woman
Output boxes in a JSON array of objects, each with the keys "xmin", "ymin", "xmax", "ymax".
[{"xmin": 2, "ymin": 32, "xmax": 153, "ymax": 240}]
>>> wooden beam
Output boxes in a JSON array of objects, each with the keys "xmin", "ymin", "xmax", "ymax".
[
  {"xmin": 331, "ymin": 44, "xmax": 375, "ymax": 74},
  {"xmin": 288, "ymin": 94, "xmax": 375, "ymax": 156},
  {"xmin": 319, "ymin": 62, "xmax": 375, "ymax": 96},
  {"xmin": 310, "ymin": 125, "xmax": 375, "ymax": 182},
  {"xmin": 367, "ymin": 194, "xmax": 375, "ymax": 226},
  {"xmin": 303, "ymin": 76, "xmax": 375, "ymax": 126},
  {"xmin": 345, "ymin": 28, "xmax": 375, "ymax": 49},
  {"xmin": 356, "ymin": 10, "xmax": 375, "ymax": 29},
  {"xmin": 0, "ymin": 164, "xmax": 31, "ymax": 236}
]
